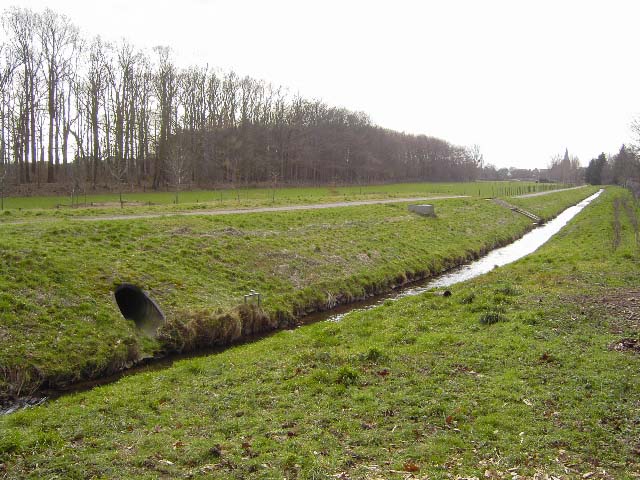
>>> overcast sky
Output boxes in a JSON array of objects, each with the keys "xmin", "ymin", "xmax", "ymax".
[{"xmin": 7, "ymin": 0, "xmax": 640, "ymax": 169}]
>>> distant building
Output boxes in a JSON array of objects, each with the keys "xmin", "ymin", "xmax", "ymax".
[{"xmin": 508, "ymin": 168, "xmax": 549, "ymax": 182}]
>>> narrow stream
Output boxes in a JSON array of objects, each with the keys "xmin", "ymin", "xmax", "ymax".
[
  {"xmin": 315, "ymin": 188, "xmax": 603, "ymax": 322},
  {"xmin": 1, "ymin": 189, "xmax": 602, "ymax": 415}
]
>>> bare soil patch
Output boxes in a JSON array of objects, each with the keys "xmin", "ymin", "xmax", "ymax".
[
  {"xmin": 609, "ymin": 338, "xmax": 640, "ymax": 353},
  {"xmin": 598, "ymin": 288, "xmax": 640, "ymax": 327},
  {"xmin": 577, "ymin": 288, "xmax": 640, "ymax": 332}
]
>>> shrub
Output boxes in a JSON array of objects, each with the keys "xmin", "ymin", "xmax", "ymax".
[
  {"xmin": 459, "ymin": 292, "xmax": 476, "ymax": 304},
  {"xmin": 494, "ymin": 283, "xmax": 519, "ymax": 296},
  {"xmin": 188, "ymin": 310, "xmax": 241, "ymax": 348},
  {"xmin": 157, "ymin": 304, "xmax": 276, "ymax": 353}
]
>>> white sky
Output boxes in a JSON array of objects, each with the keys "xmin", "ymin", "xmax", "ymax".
[{"xmin": 5, "ymin": 0, "xmax": 640, "ymax": 169}]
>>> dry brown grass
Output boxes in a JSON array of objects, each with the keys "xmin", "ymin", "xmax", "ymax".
[
  {"xmin": 0, "ymin": 365, "xmax": 43, "ymax": 398},
  {"xmin": 157, "ymin": 303, "xmax": 277, "ymax": 353}
]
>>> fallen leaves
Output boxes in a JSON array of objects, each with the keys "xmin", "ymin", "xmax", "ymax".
[
  {"xmin": 609, "ymin": 338, "xmax": 640, "ymax": 353},
  {"xmin": 209, "ymin": 444, "xmax": 223, "ymax": 457},
  {"xmin": 539, "ymin": 352, "xmax": 556, "ymax": 363},
  {"xmin": 403, "ymin": 461, "xmax": 420, "ymax": 472}
]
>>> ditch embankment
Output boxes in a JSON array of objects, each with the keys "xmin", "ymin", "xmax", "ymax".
[
  {"xmin": 1, "ymin": 187, "xmax": 638, "ymax": 478},
  {"xmin": 0, "ymin": 187, "xmax": 598, "ymax": 412}
]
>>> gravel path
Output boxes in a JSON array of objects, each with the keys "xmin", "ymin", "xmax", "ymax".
[
  {"xmin": 79, "ymin": 196, "xmax": 468, "ymax": 221},
  {"xmin": 2, "ymin": 195, "xmax": 468, "ymax": 224},
  {"xmin": 513, "ymin": 185, "xmax": 586, "ymax": 198}
]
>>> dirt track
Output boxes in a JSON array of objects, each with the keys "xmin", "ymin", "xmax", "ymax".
[
  {"xmin": 2, "ymin": 186, "xmax": 585, "ymax": 224},
  {"xmin": 2, "ymin": 195, "xmax": 468, "ymax": 224},
  {"xmin": 513, "ymin": 185, "xmax": 586, "ymax": 198},
  {"xmin": 78, "ymin": 196, "xmax": 468, "ymax": 222}
]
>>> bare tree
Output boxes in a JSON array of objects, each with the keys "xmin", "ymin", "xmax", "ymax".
[
  {"xmin": 152, "ymin": 46, "xmax": 179, "ymax": 189},
  {"xmin": 166, "ymin": 131, "xmax": 189, "ymax": 203},
  {"xmin": 85, "ymin": 36, "xmax": 108, "ymax": 187},
  {"xmin": 105, "ymin": 154, "xmax": 128, "ymax": 207},
  {"xmin": 0, "ymin": 43, "xmax": 17, "ymax": 172},
  {"xmin": 0, "ymin": 42, "xmax": 17, "ymax": 209},
  {"xmin": 131, "ymin": 52, "xmax": 153, "ymax": 184},
  {"xmin": 631, "ymin": 118, "xmax": 640, "ymax": 155},
  {"xmin": 0, "ymin": 5, "xmax": 487, "ymax": 193},
  {"xmin": 38, "ymin": 8, "xmax": 79, "ymax": 182},
  {"xmin": 3, "ymin": 7, "xmax": 41, "ymax": 184}
]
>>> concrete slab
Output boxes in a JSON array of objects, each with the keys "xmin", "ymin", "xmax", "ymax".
[{"xmin": 408, "ymin": 204, "xmax": 435, "ymax": 216}]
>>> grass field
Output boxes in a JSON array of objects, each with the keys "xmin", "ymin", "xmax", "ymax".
[
  {"xmin": 0, "ymin": 187, "xmax": 636, "ymax": 478},
  {"xmin": 0, "ymin": 185, "xmax": 596, "ymax": 400},
  {"xmin": 0, "ymin": 181, "xmax": 566, "ymax": 222}
]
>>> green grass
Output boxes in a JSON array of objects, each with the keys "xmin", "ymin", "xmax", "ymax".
[
  {"xmin": 0, "ymin": 186, "xmax": 595, "ymax": 398},
  {"xmin": 0, "ymin": 188, "xmax": 637, "ymax": 478},
  {"xmin": 0, "ymin": 186, "xmax": 594, "ymax": 399},
  {"xmin": 0, "ymin": 181, "xmax": 566, "ymax": 222},
  {"xmin": 0, "ymin": 198, "xmax": 525, "ymax": 396}
]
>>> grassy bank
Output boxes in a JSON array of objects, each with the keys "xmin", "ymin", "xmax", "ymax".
[
  {"xmin": 509, "ymin": 186, "xmax": 594, "ymax": 221},
  {"xmin": 0, "ymin": 181, "xmax": 565, "ymax": 222},
  {"xmin": 0, "ymin": 187, "xmax": 595, "ymax": 400},
  {"xmin": 0, "ymin": 189, "xmax": 637, "ymax": 478}
]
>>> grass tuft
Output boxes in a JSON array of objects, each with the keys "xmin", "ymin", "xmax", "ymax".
[
  {"xmin": 335, "ymin": 365, "xmax": 360, "ymax": 386},
  {"xmin": 479, "ymin": 310, "xmax": 508, "ymax": 325}
]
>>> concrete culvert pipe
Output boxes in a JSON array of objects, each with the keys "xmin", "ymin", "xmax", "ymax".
[{"xmin": 114, "ymin": 283, "xmax": 165, "ymax": 336}]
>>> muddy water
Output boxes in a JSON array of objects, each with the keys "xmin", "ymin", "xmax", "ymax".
[{"xmin": 0, "ymin": 189, "xmax": 602, "ymax": 415}]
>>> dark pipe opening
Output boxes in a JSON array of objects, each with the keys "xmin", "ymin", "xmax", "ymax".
[{"xmin": 114, "ymin": 283, "xmax": 165, "ymax": 336}]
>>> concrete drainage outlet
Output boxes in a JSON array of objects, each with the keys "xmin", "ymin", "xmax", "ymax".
[
  {"xmin": 114, "ymin": 283, "xmax": 165, "ymax": 337},
  {"xmin": 408, "ymin": 204, "xmax": 435, "ymax": 217}
]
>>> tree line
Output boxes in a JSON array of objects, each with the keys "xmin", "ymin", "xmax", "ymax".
[
  {"xmin": 0, "ymin": 7, "xmax": 483, "ymax": 195},
  {"xmin": 584, "ymin": 117, "xmax": 640, "ymax": 191},
  {"xmin": 585, "ymin": 145, "xmax": 640, "ymax": 187}
]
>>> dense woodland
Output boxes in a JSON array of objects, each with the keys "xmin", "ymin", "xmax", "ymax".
[{"xmin": 0, "ymin": 7, "xmax": 485, "ymax": 195}]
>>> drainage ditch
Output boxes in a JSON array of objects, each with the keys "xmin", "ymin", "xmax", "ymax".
[{"xmin": 1, "ymin": 190, "xmax": 603, "ymax": 415}]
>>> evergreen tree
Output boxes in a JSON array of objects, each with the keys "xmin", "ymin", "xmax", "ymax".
[{"xmin": 585, "ymin": 153, "xmax": 606, "ymax": 185}]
